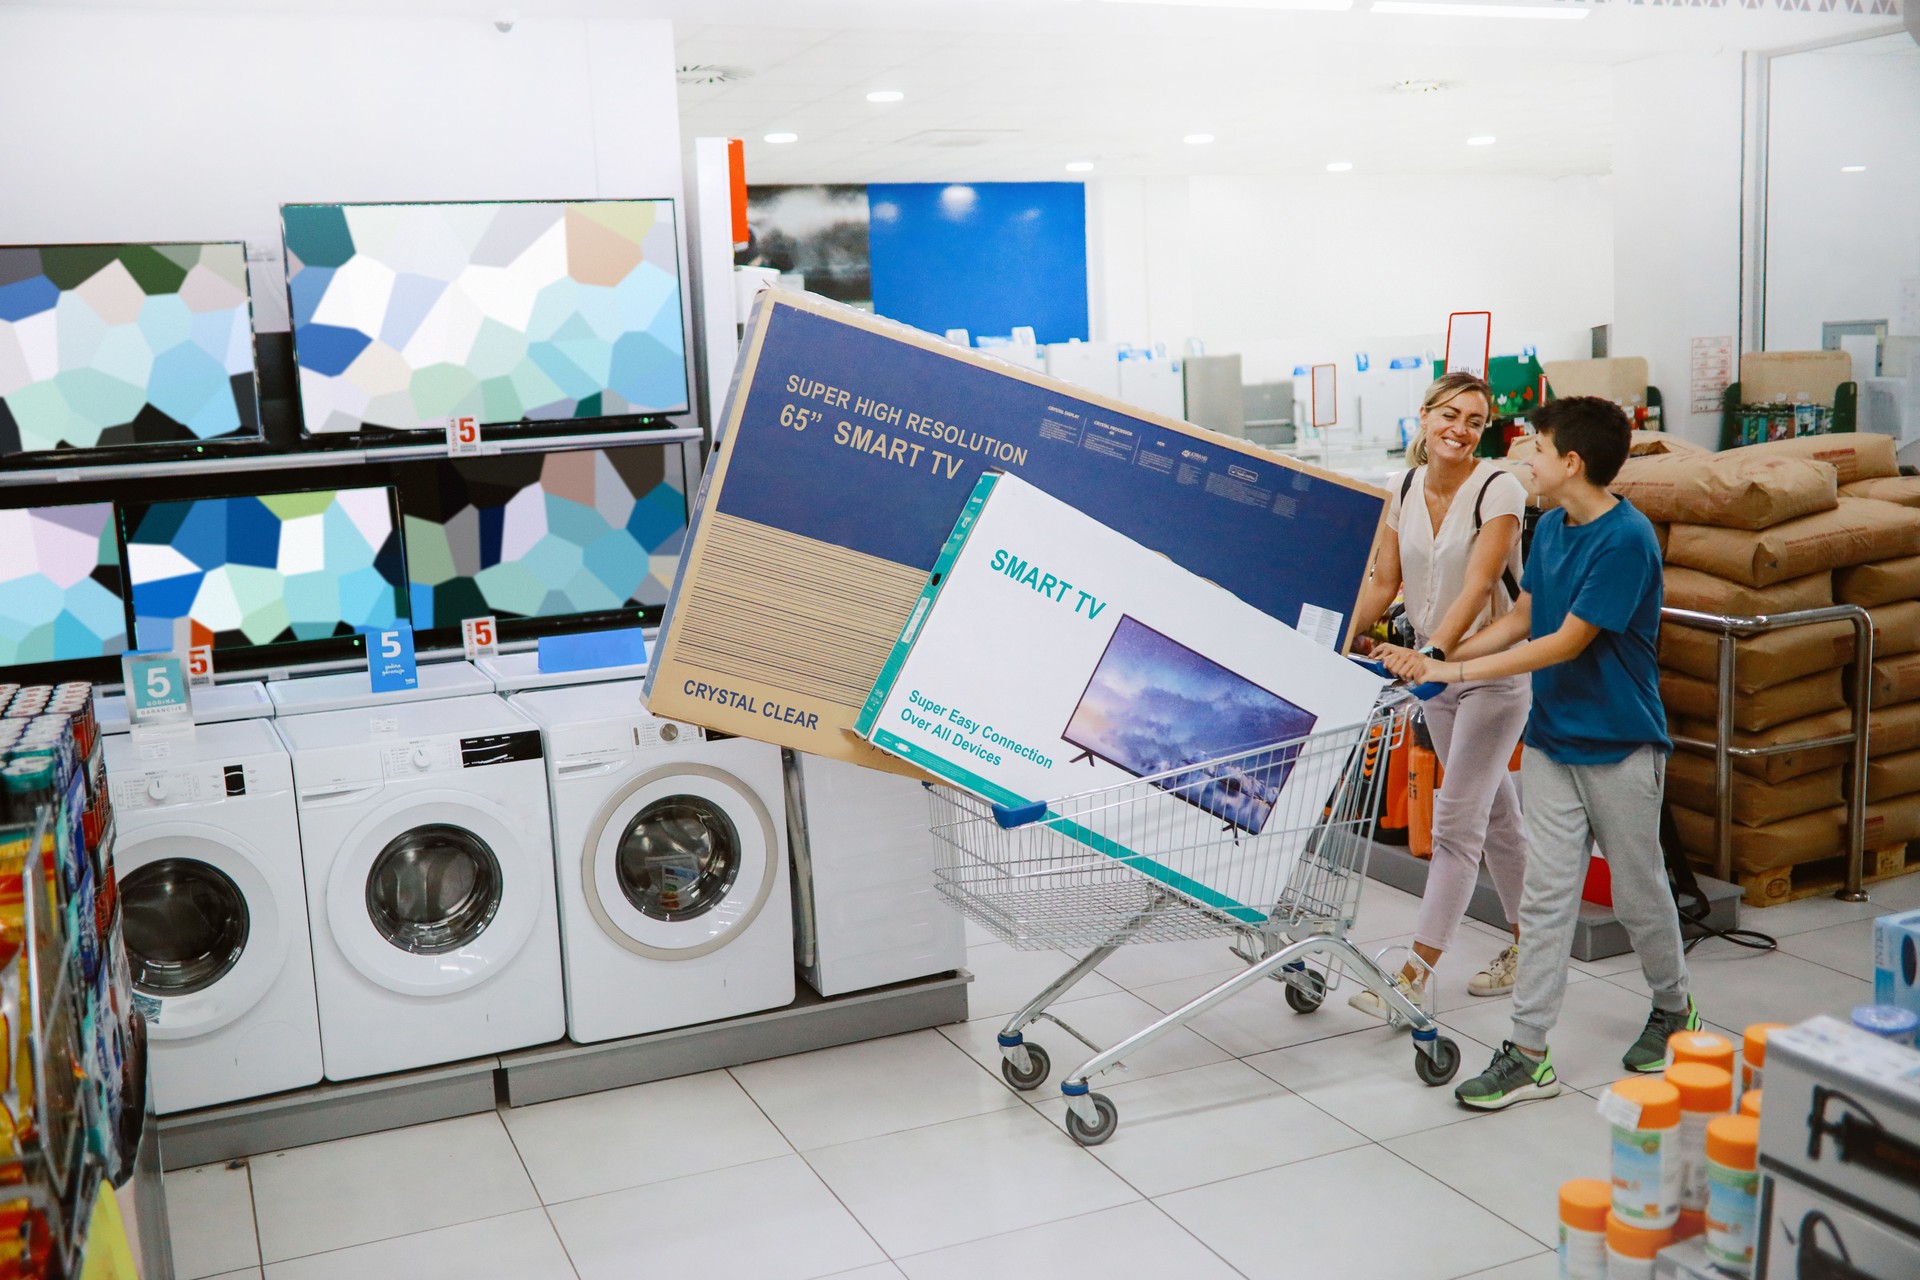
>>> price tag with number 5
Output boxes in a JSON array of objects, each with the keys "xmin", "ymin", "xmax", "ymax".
[
  {"xmin": 462, "ymin": 615, "xmax": 499, "ymax": 660},
  {"xmin": 187, "ymin": 645, "xmax": 214, "ymax": 688},
  {"xmin": 447, "ymin": 414, "xmax": 481, "ymax": 456},
  {"xmin": 122, "ymin": 652, "xmax": 192, "ymax": 731},
  {"xmin": 368, "ymin": 625, "xmax": 419, "ymax": 693}
]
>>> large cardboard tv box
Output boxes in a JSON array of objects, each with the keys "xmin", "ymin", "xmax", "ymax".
[{"xmin": 646, "ymin": 290, "xmax": 1389, "ymax": 773}]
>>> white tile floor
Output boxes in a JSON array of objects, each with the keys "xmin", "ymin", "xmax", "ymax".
[{"xmin": 166, "ymin": 878, "xmax": 1883, "ymax": 1280}]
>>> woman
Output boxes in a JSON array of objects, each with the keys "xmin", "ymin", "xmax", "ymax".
[{"xmin": 1348, "ymin": 371, "xmax": 1530, "ymax": 1017}]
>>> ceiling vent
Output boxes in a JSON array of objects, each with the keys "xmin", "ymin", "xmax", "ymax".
[
  {"xmin": 1392, "ymin": 79, "xmax": 1447, "ymax": 95},
  {"xmin": 677, "ymin": 64, "xmax": 754, "ymax": 85},
  {"xmin": 897, "ymin": 129, "xmax": 1024, "ymax": 148}
]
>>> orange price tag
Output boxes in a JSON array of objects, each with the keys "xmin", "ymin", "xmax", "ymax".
[
  {"xmin": 187, "ymin": 645, "xmax": 214, "ymax": 687},
  {"xmin": 447, "ymin": 415, "xmax": 481, "ymax": 455},
  {"xmin": 462, "ymin": 615, "xmax": 498, "ymax": 660}
]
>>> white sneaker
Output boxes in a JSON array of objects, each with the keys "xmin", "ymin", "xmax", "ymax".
[
  {"xmin": 1469, "ymin": 944, "xmax": 1521, "ymax": 998},
  {"xmin": 1348, "ymin": 973, "xmax": 1432, "ymax": 1022}
]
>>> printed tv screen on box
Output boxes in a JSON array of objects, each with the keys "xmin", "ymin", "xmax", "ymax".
[
  {"xmin": 855, "ymin": 472, "xmax": 1385, "ymax": 921},
  {"xmin": 646, "ymin": 289, "xmax": 1388, "ymax": 774}
]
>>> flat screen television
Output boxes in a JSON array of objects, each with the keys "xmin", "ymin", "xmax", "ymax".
[
  {"xmin": 0, "ymin": 502, "xmax": 129, "ymax": 667},
  {"xmin": 1062, "ymin": 616, "xmax": 1317, "ymax": 836},
  {"xmin": 395, "ymin": 444, "xmax": 689, "ymax": 640},
  {"xmin": 120, "ymin": 486, "xmax": 407, "ymax": 656},
  {"xmin": 0, "ymin": 242, "xmax": 262, "ymax": 461},
  {"xmin": 281, "ymin": 199, "xmax": 689, "ymax": 439}
]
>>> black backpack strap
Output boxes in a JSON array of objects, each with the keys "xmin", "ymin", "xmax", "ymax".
[
  {"xmin": 1473, "ymin": 469, "xmax": 1523, "ymax": 603},
  {"xmin": 1398, "ymin": 467, "xmax": 1418, "ymax": 509}
]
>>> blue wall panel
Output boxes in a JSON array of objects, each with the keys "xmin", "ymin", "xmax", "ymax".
[{"xmin": 867, "ymin": 183, "xmax": 1089, "ymax": 345}]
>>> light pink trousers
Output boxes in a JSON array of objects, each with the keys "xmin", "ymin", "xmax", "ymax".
[{"xmin": 1414, "ymin": 673, "xmax": 1532, "ymax": 953}]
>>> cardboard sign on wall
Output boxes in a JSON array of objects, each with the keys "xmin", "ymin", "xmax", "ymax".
[{"xmin": 645, "ymin": 290, "xmax": 1389, "ymax": 773}]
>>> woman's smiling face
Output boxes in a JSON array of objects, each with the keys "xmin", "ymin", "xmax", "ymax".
[{"xmin": 1421, "ymin": 390, "xmax": 1491, "ymax": 466}]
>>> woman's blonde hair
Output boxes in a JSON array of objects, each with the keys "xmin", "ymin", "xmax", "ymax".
[{"xmin": 1406, "ymin": 371, "xmax": 1495, "ymax": 468}]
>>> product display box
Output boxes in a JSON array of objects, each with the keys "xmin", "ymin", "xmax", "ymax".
[
  {"xmin": 856, "ymin": 473, "xmax": 1385, "ymax": 922},
  {"xmin": 1873, "ymin": 908, "xmax": 1920, "ymax": 1015},
  {"xmin": 1757, "ymin": 1015, "xmax": 1920, "ymax": 1231},
  {"xmin": 1757, "ymin": 1171, "xmax": 1920, "ymax": 1280},
  {"xmin": 646, "ymin": 290, "xmax": 1389, "ymax": 773}
]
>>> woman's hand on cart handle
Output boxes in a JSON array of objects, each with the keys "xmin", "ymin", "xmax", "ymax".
[{"xmin": 1355, "ymin": 649, "xmax": 1446, "ymax": 700}]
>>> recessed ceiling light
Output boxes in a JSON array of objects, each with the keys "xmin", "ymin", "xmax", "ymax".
[
  {"xmin": 1467, "ymin": 135, "xmax": 1497, "ymax": 146},
  {"xmin": 1840, "ymin": 165, "xmax": 1866, "ymax": 172},
  {"xmin": 764, "ymin": 132, "xmax": 798, "ymax": 144},
  {"xmin": 1184, "ymin": 133, "xmax": 1216, "ymax": 145},
  {"xmin": 1066, "ymin": 161, "xmax": 1095, "ymax": 172},
  {"xmin": 1372, "ymin": 1, "xmax": 1590, "ymax": 18},
  {"xmin": 866, "ymin": 90, "xmax": 905, "ymax": 103},
  {"xmin": 1326, "ymin": 161, "xmax": 1354, "ymax": 172}
]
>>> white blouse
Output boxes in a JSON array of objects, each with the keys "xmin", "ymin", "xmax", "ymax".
[{"xmin": 1386, "ymin": 461, "xmax": 1528, "ymax": 649}]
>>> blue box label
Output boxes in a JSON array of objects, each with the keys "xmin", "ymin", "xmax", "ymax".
[
  {"xmin": 538, "ymin": 627, "xmax": 648, "ymax": 674},
  {"xmin": 368, "ymin": 625, "xmax": 419, "ymax": 692}
]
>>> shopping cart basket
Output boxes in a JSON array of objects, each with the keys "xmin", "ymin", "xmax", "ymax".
[{"xmin": 928, "ymin": 682, "xmax": 1461, "ymax": 1146}]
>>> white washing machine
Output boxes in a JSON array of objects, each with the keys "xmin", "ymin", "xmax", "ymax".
[
  {"xmin": 509, "ymin": 680, "xmax": 793, "ymax": 1043},
  {"xmin": 784, "ymin": 752, "xmax": 966, "ymax": 997},
  {"xmin": 104, "ymin": 719, "xmax": 322, "ymax": 1113},
  {"xmin": 275, "ymin": 694, "xmax": 564, "ymax": 1080}
]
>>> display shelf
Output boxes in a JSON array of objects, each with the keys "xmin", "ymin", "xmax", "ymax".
[
  {"xmin": 154, "ymin": 972, "xmax": 970, "ymax": 1165},
  {"xmin": 0, "ymin": 426, "xmax": 704, "ymax": 489},
  {"xmin": 498, "ymin": 972, "xmax": 970, "ymax": 1108},
  {"xmin": 1365, "ymin": 840, "xmax": 1742, "ymax": 963},
  {"xmin": 154, "ymin": 1057, "xmax": 502, "ymax": 1172}
]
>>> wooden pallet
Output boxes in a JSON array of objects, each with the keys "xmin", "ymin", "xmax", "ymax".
[{"xmin": 1728, "ymin": 843, "xmax": 1919, "ymax": 908}]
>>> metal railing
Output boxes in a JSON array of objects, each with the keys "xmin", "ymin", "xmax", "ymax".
[{"xmin": 1662, "ymin": 604, "xmax": 1874, "ymax": 901}]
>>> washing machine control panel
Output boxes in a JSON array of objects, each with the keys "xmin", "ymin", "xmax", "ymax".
[
  {"xmin": 110, "ymin": 760, "xmax": 264, "ymax": 810},
  {"xmin": 379, "ymin": 737, "xmax": 457, "ymax": 779}
]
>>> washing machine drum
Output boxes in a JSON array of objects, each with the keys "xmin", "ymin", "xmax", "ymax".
[
  {"xmin": 583, "ymin": 763, "xmax": 778, "ymax": 960},
  {"xmin": 123, "ymin": 860, "xmax": 249, "ymax": 995},
  {"xmin": 366, "ymin": 824, "xmax": 503, "ymax": 955},
  {"xmin": 326, "ymin": 793, "xmax": 543, "ymax": 998},
  {"xmin": 113, "ymin": 827, "xmax": 292, "ymax": 1040}
]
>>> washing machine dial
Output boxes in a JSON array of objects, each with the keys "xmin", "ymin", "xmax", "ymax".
[
  {"xmin": 410, "ymin": 746, "xmax": 433, "ymax": 771},
  {"xmin": 146, "ymin": 777, "xmax": 167, "ymax": 802}
]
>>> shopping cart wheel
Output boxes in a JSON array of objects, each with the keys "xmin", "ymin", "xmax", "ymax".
[
  {"xmin": 1283, "ymin": 969, "xmax": 1327, "ymax": 1014},
  {"xmin": 1414, "ymin": 1036, "xmax": 1462, "ymax": 1086},
  {"xmin": 1064, "ymin": 1092, "xmax": 1119, "ymax": 1147},
  {"xmin": 1001, "ymin": 1042, "xmax": 1051, "ymax": 1091}
]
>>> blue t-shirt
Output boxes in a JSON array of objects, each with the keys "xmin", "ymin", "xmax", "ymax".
[{"xmin": 1521, "ymin": 497, "xmax": 1670, "ymax": 765}]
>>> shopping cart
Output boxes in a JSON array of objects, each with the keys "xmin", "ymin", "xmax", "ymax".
[{"xmin": 928, "ymin": 681, "xmax": 1461, "ymax": 1147}]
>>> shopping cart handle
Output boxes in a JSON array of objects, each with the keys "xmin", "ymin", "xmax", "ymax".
[
  {"xmin": 991, "ymin": 799, "xmax": 1050, "ymax": 829},
  {"xmin": 1350, "ymin": 658, "xmax": 1445, "ymax": 701}
]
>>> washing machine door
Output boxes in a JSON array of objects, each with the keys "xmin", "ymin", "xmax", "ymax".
[
  {"xmin": 581, "ymin": 763, "xmax": 779, "ymax": 959},
  {"xmin": 117, "ymin": 824, "xmax": 290, "ymax": 1042},
  {"xmin": 326, "ymin": 791, "xmax": 541, "ymax": 997}
]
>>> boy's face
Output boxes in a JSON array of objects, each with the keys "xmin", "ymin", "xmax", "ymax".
[{"xmin": 1528, "ymin": 433, "xmax": 1583, "ymax": 500}]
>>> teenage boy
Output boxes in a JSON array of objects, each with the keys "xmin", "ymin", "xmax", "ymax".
[{"xmin": 1377, "ymin": 396, "xmax": 1698, "ymax": 1110}]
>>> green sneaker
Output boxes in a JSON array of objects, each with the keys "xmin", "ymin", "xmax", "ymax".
[
  {"xmin": 1454, "ymin": 1041, "xmax": 1562, "ymax": 1111},
  {"xmin": 1624, "ymin": 996, "xmax": 1703, "ymax": 1072}
]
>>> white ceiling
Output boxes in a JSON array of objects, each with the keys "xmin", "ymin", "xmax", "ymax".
[{"xmin": 663, "ymin": 0, "xmax": 1902, "ymax": 182}]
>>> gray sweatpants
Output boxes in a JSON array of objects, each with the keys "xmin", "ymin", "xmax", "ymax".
[
  {"xmin": 1511, "ymin": 745, "xmax": 1691, "ymax": 1054},
  {"xmin": 1416, "ymin": 675, "xmax": 1531, "ymax": 953}
]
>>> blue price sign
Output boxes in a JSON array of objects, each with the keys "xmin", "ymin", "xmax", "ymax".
[
  {"xmin": 368, "ymin": 625, "xmax": 419, "ymax": 693},
  {"xmin": 121, "ymin": 652, "xmax": 191, "ymax": 729}
]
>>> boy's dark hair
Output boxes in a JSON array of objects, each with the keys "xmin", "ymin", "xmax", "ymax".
[{"xmin": 1533, "ymin": 396, "xmax": 1632, "ymax": 487}]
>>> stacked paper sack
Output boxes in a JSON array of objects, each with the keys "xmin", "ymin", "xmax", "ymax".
[{"xmin": 1514, "ymin": 433, "xmax": 1920, "ymax": 903}]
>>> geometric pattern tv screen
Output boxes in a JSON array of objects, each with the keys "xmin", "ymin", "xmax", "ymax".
[
  {"xmin": 0, "ymin": 503, "xmax": 129, "ymax": 666},
  {"xmin": 282, "ymin": 200, "xmax": 689, "ymax": 436},
  {"xmin": 398, "ymin": 445, "xmax": 688, "ymax": 631},
  {"xmin": 122, "ymin": 487, "xmax": 406, "ymax": 652},
  {"xmin": 0, "ymin": 242, "xmax": 261, "ymax": 456}
]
